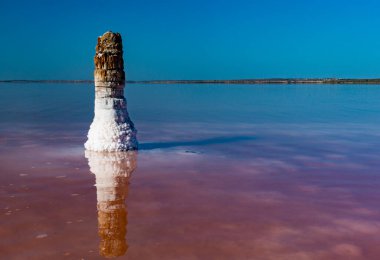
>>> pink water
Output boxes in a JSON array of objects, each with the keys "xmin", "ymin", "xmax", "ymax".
[{"xmin": 1, "ymin": 83, "xmax": 380, "ymax": 259}]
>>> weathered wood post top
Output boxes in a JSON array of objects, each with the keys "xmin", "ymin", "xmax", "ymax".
[{"xmin": 94, "ymin": 31, "xmax": 125, "ymax": 88}]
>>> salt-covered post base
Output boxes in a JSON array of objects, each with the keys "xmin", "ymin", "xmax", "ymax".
[{"xmin": 85, "ymin": 87, "xmax": 138, "ymax": 152}]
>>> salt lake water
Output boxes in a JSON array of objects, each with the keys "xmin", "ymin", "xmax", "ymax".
[{"xmin": 1, "ymin": 83, "xmax": 380, "ymax": 259}]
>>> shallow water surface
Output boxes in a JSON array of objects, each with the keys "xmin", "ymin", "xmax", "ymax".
[{"xmin": 1, "ymin": 83, "xmax": 380, "ymax": 259}]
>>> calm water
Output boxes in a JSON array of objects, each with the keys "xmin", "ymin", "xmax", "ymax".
[{"xmin": 1, "ymin": 83, "xmax": 380, "ymax": 259}]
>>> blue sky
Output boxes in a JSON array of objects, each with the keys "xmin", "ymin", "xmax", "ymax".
[{"xmin": 1, "ymin": 0, "xmax": 380, "ymax": 80}]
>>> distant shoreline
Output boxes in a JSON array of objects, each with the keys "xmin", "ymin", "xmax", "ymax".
[{"xmin": 3, "ymin": 78, "xmax": 380, "ymax": 84}]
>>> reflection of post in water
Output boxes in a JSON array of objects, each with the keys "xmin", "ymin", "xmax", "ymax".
[{"xmin": 85, "ymin": 151, "xmax": 137, "ymax": 258}]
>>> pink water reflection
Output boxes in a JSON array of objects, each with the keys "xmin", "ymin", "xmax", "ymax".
[{"xmin": 0, "ymin": 123, "xmax": 380, "ymax": 259}]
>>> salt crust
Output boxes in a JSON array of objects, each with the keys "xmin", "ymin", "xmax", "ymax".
[{"xmin": 85, "ymin": 95, "xmax": 138, "ymax": 152}]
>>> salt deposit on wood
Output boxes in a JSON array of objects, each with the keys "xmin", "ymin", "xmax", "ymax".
[{"xmin": 85, "ymin": 31, "xmax": 138, "ymax": 152}]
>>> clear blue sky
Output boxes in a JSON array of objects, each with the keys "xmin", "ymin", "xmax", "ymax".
[{"xmin": 1, "ymin": 0, "xmax": 380, "ymax": 80}]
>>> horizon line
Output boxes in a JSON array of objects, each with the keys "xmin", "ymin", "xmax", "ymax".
[{"xmin": 3, "ymin": 78, "xmax": 380, "ymax": 85}]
